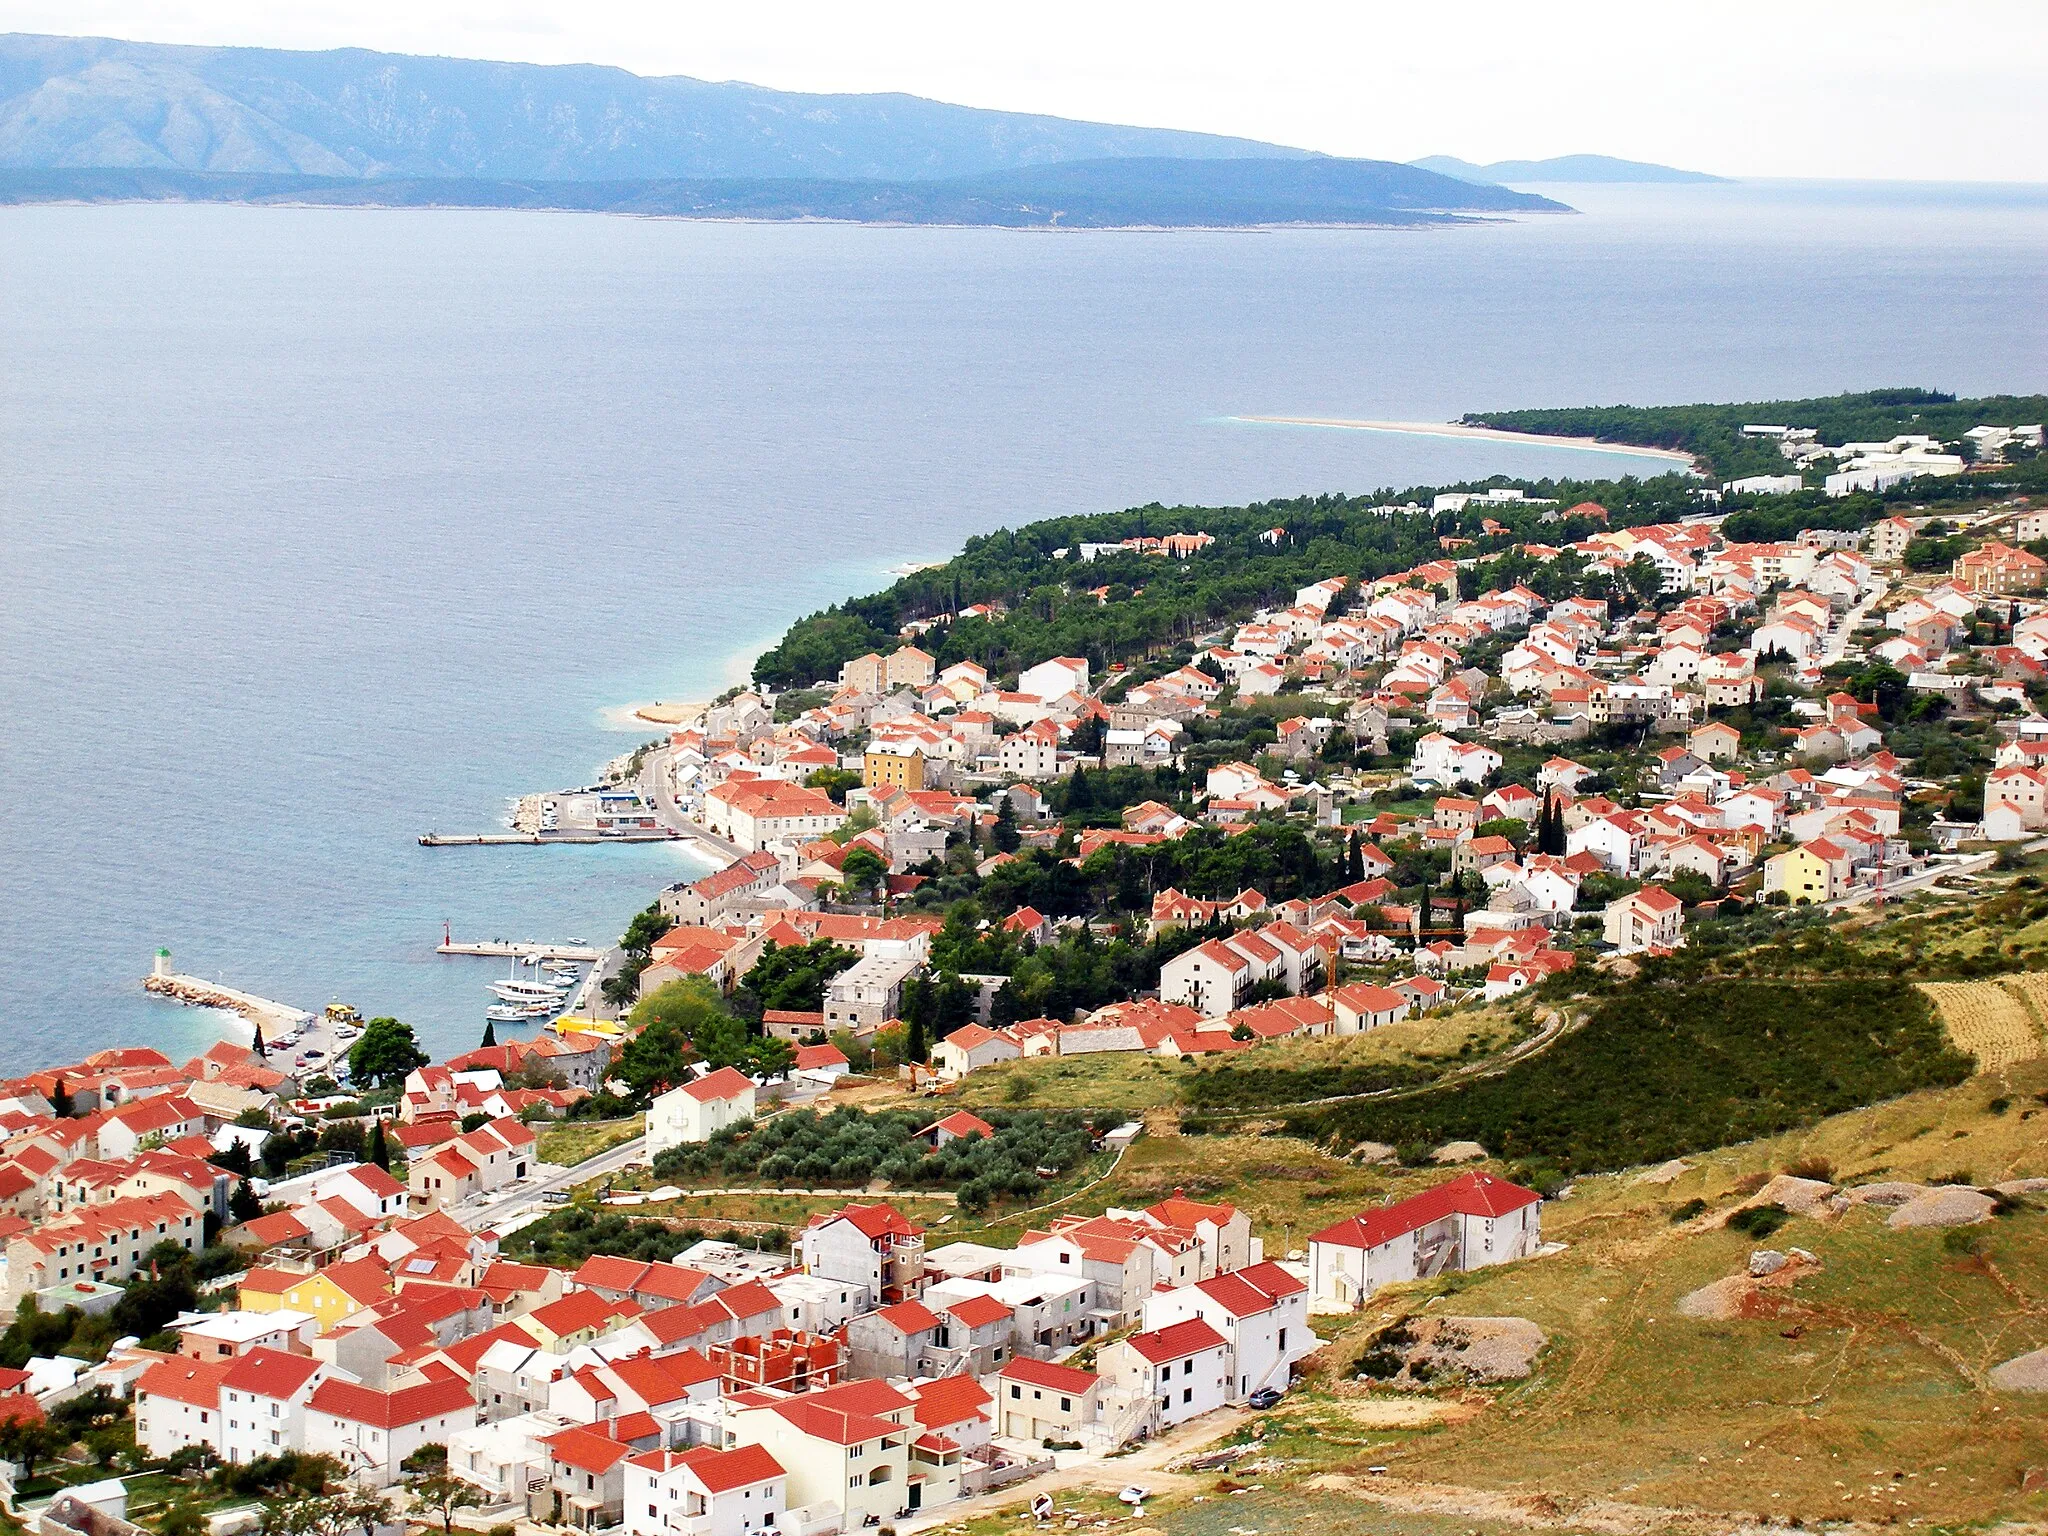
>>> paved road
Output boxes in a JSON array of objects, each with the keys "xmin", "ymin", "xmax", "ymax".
[
  {"xmin": 1819, "ymin": 587, "xmax": 1884, "ymax": 667},
  {"xmin": 455, "ymin": 1131, "xmax": 650, "ymax": 1232},
  {"xmin": 1822, "ymin": 850, "xmax": 1998, "ymax": 911},
  {"xmin": 638, "ymin": 746, "xmax": 746, "ymax": 863}
]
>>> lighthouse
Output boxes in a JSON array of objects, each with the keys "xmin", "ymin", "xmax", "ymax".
[{"xmin": 153, "ymin": 947, "xmax": 172, "ymax": 979}]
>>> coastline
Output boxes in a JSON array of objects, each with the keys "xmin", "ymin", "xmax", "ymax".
[{"xmin": 1234, "ymin": 415, "xmax": 1701, "ymax": 471}]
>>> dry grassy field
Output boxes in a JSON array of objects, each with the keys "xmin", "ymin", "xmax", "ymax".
[
  {"xmin": 945, "ymin": 1060, "xmax": 2048, "ymax": 1536},
  {"xmin": 1920, "ymin": 978, "xmax": 2045, "ymax": 1071}
]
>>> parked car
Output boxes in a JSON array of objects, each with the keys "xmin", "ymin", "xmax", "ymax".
[{"xmin": 1247, "ymin": 1387, "xmax": 1285, "ymax": 1409}]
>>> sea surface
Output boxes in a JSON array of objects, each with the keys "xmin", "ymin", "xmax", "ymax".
[{"xmin": 4, "ymin": 178, "xmax": 2045, "ymax": 1073}]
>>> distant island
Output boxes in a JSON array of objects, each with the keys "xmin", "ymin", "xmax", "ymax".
[
  {"xmin": 0, "ymin": 34, "xmax": 1569, "ymax": 228},
  {"xmin": 0, "ymin": 157, "xmax": 1567, "ymax": 228},
  {"xmin": 1411, "ymin": 153, "xmax": 1726, "ymax": 185}
]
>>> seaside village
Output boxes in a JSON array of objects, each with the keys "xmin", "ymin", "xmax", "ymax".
[
  {"xmin": 0, "ymin": 1035, "xmax": 1541, "ymax": 1534},
  {"xmin": 647, "ymin": 484, "xmax": 2048, "ymax": 1066},
  {"xmin": 2, "ymin": 468, "xmax": 2047, "ymax": 1535}
]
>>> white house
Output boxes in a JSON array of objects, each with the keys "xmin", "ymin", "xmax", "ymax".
[
  {"xmin": 1602, "ymin": 885, "xmax": 1685, "ymax": 954},
  {"xmin": 1308, "ymin": 1171, "xmax": 1542, "ymax": 1311},
  {"xmin": 1017, "ymin": 657, "xmax": 1091, "ymax": 702},
  {"xmin": 218, "ymin": 1349, "xmax": 328, "ymax": 1464},
  {"xmin": 624, "ymin": 1444, "xmax": 787, "ymax": 1536},
  {"xmin": 1097, "ymin": 1317, "xmax": 1231, "ymax": 1430},
  {"xmin": 725, "ymin": 1380, "xmax": 918, "ymax": 1528},
  {"xmin": 1412, "ymin": 733, "xmax": 1502, "ymax": 788},
  {"xmin": 134, "ymin": 1356, "xmax": 232, "ymax": 1460},
  {"xmin": 1329, "ymin": 983, "xmax": 1410, "ymax": 1034},
  {"xmin": 302, "ymin": 1378, "xmax": 479, "ymax": 1487},
  {"xmin": 932, "ymin": 1023, "xmax": 1021, "ymax": 1080},
  {"xmin": 648, "ymin": 1068, "xmax": 757, "ymax": 1156},
  {"xmin": 797, "ymin": 1202, "xmax": 924, "ymax": 1309},
  {"xmin": 1138, "ymin": 1261, "xmax": 1310, "ymax": 1402}
]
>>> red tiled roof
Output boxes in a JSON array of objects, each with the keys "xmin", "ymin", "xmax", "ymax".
[
  {"xmin": 1191, "ymin": 1260, "xmax": 1306, "ymax": 1317},
  {"xmin": 639, "ymin": 1442, "xmax": 785, "ymax": 1493},
  {"xmin": 1000, "ymin": 1356, "xmax": 1098, "ymax": 1394},
  {"xmin": 943, "ymin": 1292, "xmax": 1012, "ymax": 1329},
  {"xmin": 137, "ymin": 1356, "xmax": 232, "ymax": 1410},
  {"xmin": 908, "ymin": 1373, "xmax": 990, "ymax": 1430},
  {"xmin": 1310, "ymin": 1170, "xmax": 1540, "ymax": 1251},
  {"xmin": 306, "ymin": 1377, "xmax": 474, "ymax": 1428},
  {"xmin": 1124, "ymin": 1317, "xmax": 1227, "ymax": 1364},
  {"xmin": 767, "ymin": 1397, "xmax": 900, "ymax": 1446},
  {"xmin": 682, "ymin": 1067, "xmax": 754, "ymax": 1103},
  {"xmin": 546, "ymin": 1424, "xmax": 635, "ymax": 1474},
  {"xmin": 919, "ymin": 1111, "xmax": 993, "ymax": 1141},
  {"xmin": 872, "ymin": 1299, "xmax": 941, "ymax": 1334},
  {"xmin": 220, "ymin": 1348, "xmax": 322, "ymax": 1400}
]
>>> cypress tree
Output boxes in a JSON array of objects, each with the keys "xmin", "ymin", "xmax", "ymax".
[
  {"xmin": 369, "ymin": 1118, "xmax": 390, "ymax": 1171},
  {"xmin": 481, "ymin": 1018, "xmax": 498, "ymax": 1049}
]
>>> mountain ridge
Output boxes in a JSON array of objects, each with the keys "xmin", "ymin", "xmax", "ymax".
[{"xmin": 0, "ymin": 32, "xmax": 1320, "ymax": 182}]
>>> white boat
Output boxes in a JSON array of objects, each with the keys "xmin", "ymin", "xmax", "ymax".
[
  {"xmin": 490, "ymin": 978, "xmax": 568, "ymax": 1004},
  {"xmin": 485, "ymin": 1004, "xmax": 529, "ymax": 1023},
  {"xmin": 487, "ymin": 958, "xmax": 568, "ymax": 1006}
]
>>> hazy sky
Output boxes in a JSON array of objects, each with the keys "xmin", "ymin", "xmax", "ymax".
[{"xmin": 9, "ymin": 0, "xmax": 2047, "ymax": 181}]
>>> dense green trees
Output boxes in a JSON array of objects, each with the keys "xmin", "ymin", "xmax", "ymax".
[
  {"xmin": 610, "ymin": 979, "xmax": 794, "ymax": 1105},
  {"xmin": 1289, "ymin": 977, "xmax": 1970, "ymax": 1172},
  {"xmin": 346, "ymin": 1017, "xmax": 428, "ymax": 1088},
  {"xmin": 604, "ymin": 901, "xmax": 678, "ymax": 1006},
  {"xmin": 1469, "ymin": 390, "xmax": 2048, "ymax": 480},
  {"xmin": 651, "ymin": 1106, "xmax": 1092, "ymax": 1212},
  {"xmin": 741, "ymin": 940, "xmax": 861, "ymax": 1014}
]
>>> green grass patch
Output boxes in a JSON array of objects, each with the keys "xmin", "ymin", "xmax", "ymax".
[{"xmin": 538, "ymin": 1115, "xmax": 645, "ymax": 1167}]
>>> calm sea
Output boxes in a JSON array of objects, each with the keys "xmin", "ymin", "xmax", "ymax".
[{"xmin": 3, "ymin": 179, "xmax": 2045, "ymax": 1072}]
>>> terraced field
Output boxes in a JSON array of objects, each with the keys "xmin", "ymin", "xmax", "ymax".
[{"xmin": 1920, "ymin": 978, "xmax": 2046, "ymax": 1071}]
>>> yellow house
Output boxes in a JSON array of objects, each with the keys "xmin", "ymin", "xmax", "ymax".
[
  {"xmin": 238, "ymin": 1257, "xmax": 388, "ymax": 1325},
  {"xmin": 862, "ymin": 749, "xmax": 927, "ymax": 793},
  {"xmin": 1763, "ymin": 845, "xmax": 1834, "ymax": 905}
]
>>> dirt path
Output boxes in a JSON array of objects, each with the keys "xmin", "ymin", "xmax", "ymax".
[
  {"xmin": 897, "ymin": 1410, "xmax": 1254, "ymax": 1535},
  {"xmin": 1202, "ymin": 1007, "xmax": 1578, "ymax": 1125}
]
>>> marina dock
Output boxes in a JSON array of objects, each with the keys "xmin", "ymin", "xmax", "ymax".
[
  {"xmin": 419, "ymin": 831, "xmax": 679, "ymax": 846},
  {"xmin": 438, "ymin": 939, "xmax": 606, "ymax": 961},
  {"xmin": 143, "ymin": 950, "xmax": 313, "ymax": 1042}
]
